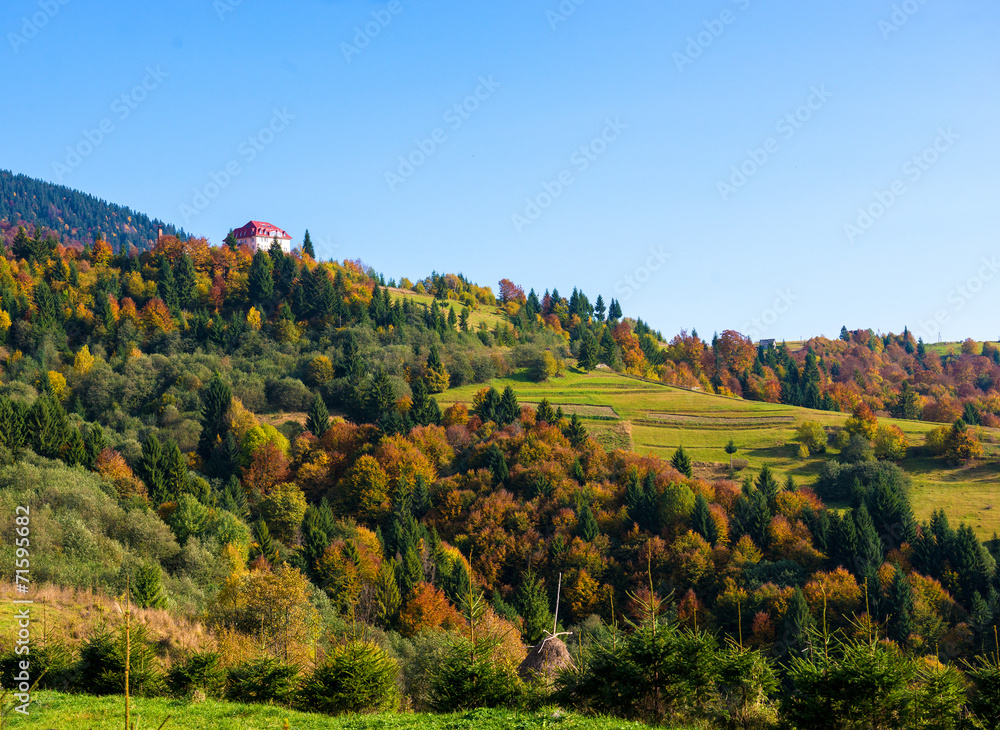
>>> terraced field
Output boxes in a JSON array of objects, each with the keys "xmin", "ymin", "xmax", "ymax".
[{"xmin": 439, "ymin": 368, "xmax": 1000, "ymax": 536}]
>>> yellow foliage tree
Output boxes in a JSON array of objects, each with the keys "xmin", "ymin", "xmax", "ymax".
[
  {"xmin": 307, "ymin": 356, "xmax": 334, "ymax": 385},
  {"xmin": 246, "ymin": 306, "xmax": 262, "ymax": 331},
  {"xmin": 73, "ymin": 344, "xmax": 95, "ymax": 376}
]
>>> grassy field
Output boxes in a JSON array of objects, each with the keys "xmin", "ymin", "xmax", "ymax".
[
  {"xmin": 438, "ymin": 368, "xmax": 1000, "ymax": 537},
  {"xmin": 4, "ymin": 692, "xmax": 660, "ymax": 730},
  {"xmin": 389, "ymin": 288, "xmax": 509, "ymax": 331}
]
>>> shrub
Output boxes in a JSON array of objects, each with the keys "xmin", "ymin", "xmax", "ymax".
[
  {"xmin": 0, "ymin": 640, "xmax": 76, "ymax": 691},
  {"xmin": 427, "ymin": 636, "xmax": 523, "ymax": 712},
  {"xmin": 76, "ymin": 624, "xmax": 165, "ymax": 697},
  {"xmin": 266, "ymin": 378, "xmax": 312, "ymax": 412},
  {"xmin": 838, "ymin": 434, "xmax": 873, "ymax": 464},
  {"xmin": 225, "ymin": 656, "xmax": 299, "ymax": 705},
  {"xmin": 796, "ymin": 421, "xmax": 827, "ymax": 455},
  {"xmin": 167, "ymin": 651, "xmax": 226, "ymax": 698},
  {"xmin": 296, "ymin": 640, "xmax": 398, "ymax": 715}
]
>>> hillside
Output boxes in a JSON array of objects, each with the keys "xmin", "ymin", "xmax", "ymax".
[
  {"xmin": 441, "ymin": 368, "xmax": 1000, "ymax": 536},
  {"xmin": 0, "ymin": 170, "xmax": 186, "ymax": 253},
  {"xmin": 1, "ymin": 196, "xmax": 1000, "ymax": 725}
]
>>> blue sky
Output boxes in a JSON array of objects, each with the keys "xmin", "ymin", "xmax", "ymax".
[{"xmin": 3, "ymin": 0, "xmax": 999, "ymax": 342}]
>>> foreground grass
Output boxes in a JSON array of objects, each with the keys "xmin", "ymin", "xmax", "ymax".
[
  {"xmin": 6, "ymin": 692, "xmax": 655, "ymax": 730},
  {"xmin": 440, "ymin": 368, "xmax": 1000, "ymax": 536}
]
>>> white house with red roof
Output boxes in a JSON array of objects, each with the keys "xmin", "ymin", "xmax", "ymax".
[{"xmin": 232, "ymin": 221, "xmax": 292, "ymax": 253}]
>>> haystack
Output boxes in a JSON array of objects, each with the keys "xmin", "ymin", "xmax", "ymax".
[{"xmin": 518, "ymin": 635, "xmax": 574, "ymax": 682}]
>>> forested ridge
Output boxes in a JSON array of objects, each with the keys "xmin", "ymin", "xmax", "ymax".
[
  {"xmin": 0, "ymin": 170, "xmax": 185, "ymax": 254},
  {"xmin": 0, "ymin": 218, "xmax": 999, "ymax": 728}
]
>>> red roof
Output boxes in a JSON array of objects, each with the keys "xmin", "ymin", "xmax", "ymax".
[{"xmin": 233, "ymin": 221, "xmax": 291, "ymax": 239}]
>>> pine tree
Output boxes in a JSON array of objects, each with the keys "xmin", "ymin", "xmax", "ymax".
[
  {"xmin": 577, "ymin": 329, "xmax": 600, "ymax": 371},
  {"xmin": 131, "ymin": 563, "xmax": 168, "ymax": 609},
  {"xmin": 306, "ymin": 393, "xmax": 330, "ymax": 438},
  {"xmin": 599, "ymin": 327, "xmax": 617, "ymax": 365},
  {"xmin": 886, "ymin": 568, "xmax": 914, "ymax": 646},
  {"xmin": 252, "ymin": 520, "xmax": 279, "ymax": 564},
  {"xmin": 671, "ymin": 445, "xmax": 693, "ymax": 478},
  {"xmin": 139, "ymin": 434, "xmax": 165, "ymax": 504},
  {"xmin": 516, "ymin": 572, "xmax": 553, "ymax": 645},
  {"xmin": 498, "ymin": 385, "xmax": 519, "ymax": 426},
  {"xmin": 756, "ymin": 464, "xmax": 780, "ymax": 510},
  {"xmin": 781, "ymin": 588, "xmax": 815, "ymax": 656},
  {"xmin": 594, "ymin": 295, "xmax": 606, "ymax": 322},
  {"xmin": 535, "ymin": 398, "xmax": 556, "ymax": 425},
  {"xmin": 366, "ymin": 367, "xmax": 397, "ymax": 426},
  {"xmin": 198, "ymin": 372, "xmax": 232, "ymax": 460},
  {"xmin": 64, "ymin": 428, "xmax": 87, "ymax": 466},
  {"xmin": 302, "ymin": 229, "xmax": 315, "ymax": 258},
  {"xmin": 162, "ymin": 439, "xmax": 188, "ymax": 501},
  {"xmin": 608, "ymin": 298, "xmax": 622, "ymax": 320},
  {"xmin": 577, "ymin": 503, "xmax": 600, "ymax": 541},
  {"xmin": 691, "ymin": 493, "xmax": 714, "ymax": 544},
  {"xmin": 564, "ymin": 413, "xmax": 587, "ymax": 448},
  {"xmin": 247, "ymin": 250, "xmax": 275, "ymax": 308},
  {"xmin": 174, "ymin": 253, "xmax": 196, "ymax": 309},
  {"xmin": 157, "ymin": 254, "xmax": 178, "ymax": 311}
]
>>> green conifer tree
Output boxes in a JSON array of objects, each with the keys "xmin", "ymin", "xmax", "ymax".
[
  {"xmin": 671, "ymin": 445, "xmax": 693, "ymax": 478},
  {"xmin": 306, "ymin": 393, "xmax": 331, "ymax": 438}
]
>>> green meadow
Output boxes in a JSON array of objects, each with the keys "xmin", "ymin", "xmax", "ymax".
[{"xmin": 439, "ymin": 368, "xmax": 1000, "ymax": 537}]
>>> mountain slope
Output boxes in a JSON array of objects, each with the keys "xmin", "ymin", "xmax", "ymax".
[{"xmin": 0, "ymin": 169, "xmax": 186, "ymax": 252}]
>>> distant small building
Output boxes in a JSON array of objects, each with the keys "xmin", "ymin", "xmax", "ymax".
[
  {"xmin": 758, "ymin": 339, "xmax": 776, "ymax": 349},
  {"xmin": 233, "ymin": 221, "xmax": 292, "ymax": 253}
]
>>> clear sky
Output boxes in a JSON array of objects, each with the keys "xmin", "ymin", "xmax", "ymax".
[{"xmin": 3, "ymin": 0, "xmax": 998, "ymax": 342}]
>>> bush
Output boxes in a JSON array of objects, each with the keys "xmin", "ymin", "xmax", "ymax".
[
  {"xmin": 167, "ymin": 651, "xmax": 225, "ymax": 698},
  {"xmin": 76, "ymin": 624, "xmax": 165, "ymax": 697},
  {"xmin": 225, "ymin": 656, "xmax": 299, "ymax": 705},
  {"xmin": 838, "ymin": 434, "xmax": 873, "ymax": 464},
  {"xmin": 266, "ymin": 378, "xmax": 312, "ymax": 412},
  {"xmin": 296, "ymin": 640, "xmax": 398, "ymax": 715},
  {"xmin": 924, "ymin": 425, "xmax": 950, "ymax": 456},
  {"xmin": 427, "ymin": 636, "xmax": 523, "ymax": 712},
  {"xmin": 796, "ymin": 421, "xmax": 827, "ymax": 455},
  {"xmin": 0, "ymin": 640, "xmax": 76, "ymax": 691}
]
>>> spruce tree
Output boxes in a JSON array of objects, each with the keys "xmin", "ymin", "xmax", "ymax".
[
  {"xmin": 782, "ymin": 588, "xmax": 816, "ymax": 656},
  {"xmin": 535, "ymin": 398, "xmax": 556, "ymax": 425},
  {"xmin": 594, "ymin": 294, "xmax": 606, "ymax": 322},
  {"xmin": 131, "ymin": 563, "xmax": 168, "ymax": 609},
  {"xmin": 577, "ymin": 503, "xmax": 600, "ymax": 541},
  {"xmin": 162, "ymin": 439, "xmax": 188, "ymax": 501},
  {"xmin": 306, "ymin": 393, "xmax": 331, "ymax": 438},
  {"xmin": 564, "ymin": 413, "xmax": 587, "ymax": 448},
  {"xmin": 140, "ymin": 434, "xmax": 165, "ymax": 504},
  {"xmin": 498, "ymin": 385, "xmax": 519, "ymax": 426},
  {"xmin": 302, "ymin": 229, "xmax": 315, "ymax": 259},
  {"xmin": 198, "ymin": 372, "xmax": 232, "ymax": 460},
  {"xmin": 691, "ymin": 493, "xmax": 713, "ymax": 544},
  {"xmin": 365, "ymin": 367, "xmax": 397, "ymax": 425},
  {"xmin": 724, "ymin": 439, "xmax": 738, "ymax": 471},
  {"xmin": 174, "ymin": 253, "xmax": 197, "ymax": 309},
  {"xmin": 516, "ymin": 572, "xmax": 553, "ymax": 645},
  {"xmin": 887, "ymin": 568, "xmax": 914, "ymax": 646},
  {"xmin": 756, "ymin": 463, "xmax": 780, "ymax": 510},
  {"xmin": 157, "ymin": 254, "xmax": 178, "ymax": 311},
  {"xmin": 64, "ymin": 428, "xmax": 87, "ymax": 466},
  {"xmin": 247, "ymin": 249, "xmax": 275, "ymax": 308},
  {"xmin": 577, "ymin": 329, "xmax": 600, "ymax": 371},
  {"xmin": 671, "ymin": 445, "xmax": 693, "ymax": 478}
]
